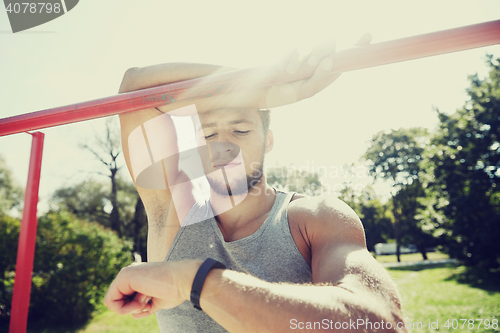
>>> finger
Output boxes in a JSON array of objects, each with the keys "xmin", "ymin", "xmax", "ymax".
[
  {"xmin": 131, "ymin": 301, "xmax": 161, "ymax": 319},
  {"xmin": 307, "ymin": 39, "xmax": 336, "ymax": 67},
  {"xmin": 131, "ymin": 309, "xmax": 153, "ymax": 319},
  {"xmin": 298, "ymin": 57, "xmax": 339, "ymax": 100},
  {"xmin": 131, "ymin": 297, "xmax": 152, "ymax": 314},
  {"xmin": 133, "ymin": 292, "xmax": 151, "ymax": 304},
  {"xmin": 355, "ymin": 33, "xmax": 372, "ymax": 46},
  {"xmin": 278, "ymin": 46, "xmax": 311, "ymax": 75},
  {"xmin": 265, "ymin": 83, "xmax": 298, "ymax": 108},
  {"xmin": 276, "ymin": 47, "xmax": 298, "ymax": 72},
  {"xmin": 104, "ymin": 283, "xmax": 135, "ymax": 313},
  {"xmin": 286, "ymin": 51, "xmax": 301, "ymax": 75},
  {"xmin": 110, "ymin": 294, "xmax": 150, "ymax": 316},
  {"xmin": 104, "ymin": 268, "xmax": 142, "ymax": 313},
  {"xmin": 129, "ymin": 262, "xmax": 145, "ymax": 267}
]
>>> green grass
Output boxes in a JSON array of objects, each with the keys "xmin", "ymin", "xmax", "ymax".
[
  {"xmin": 76, "ymin": 306, "xmax": 159, "ymax": 333},
  {"xmin": 23, "ymin": 262, "xmax": 499, "ymax": 333},
  {"xmin": 387, "ymin": 264, "xmax": 500, "ymax": 333},
  {"xmin": 375, "ymin": 251, "xmax": 449, "ymax": 263}
]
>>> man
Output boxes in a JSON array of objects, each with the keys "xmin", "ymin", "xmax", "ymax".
[{"xmin": 105, "ymin": 38, "xmax": 408, "ymax": 332}]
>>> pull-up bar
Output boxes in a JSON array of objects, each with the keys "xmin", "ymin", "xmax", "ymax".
[{"xmin": 1, "ymin": 19, "xmax": 499, "ymax": 137}]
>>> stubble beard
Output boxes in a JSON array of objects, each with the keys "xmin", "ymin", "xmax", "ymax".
[{"xmin": 207, "ymin": 159, "xmax": 264, "ymax": 197}]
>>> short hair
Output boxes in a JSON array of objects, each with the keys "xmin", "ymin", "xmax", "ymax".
[
  {"xmin": 259, "ymin": 109, "xmax": 271, "ymax": 134},
  {"xmin": 190, "ymin": 108, "xmax": 271, "ymax": 137}
]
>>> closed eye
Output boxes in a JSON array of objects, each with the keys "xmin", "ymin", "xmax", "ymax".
[
  {"xmin": 205, "ymin": 133, "xmax": 217, "ymax": 139},
  {"xmin": 235, "ymin": 131, "xmax": 250, "ymax": 135}
]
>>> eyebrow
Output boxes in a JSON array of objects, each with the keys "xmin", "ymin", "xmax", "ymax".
[{"xmin": 200, "ymin": 119, "xmax": 254, "ymax": 129}]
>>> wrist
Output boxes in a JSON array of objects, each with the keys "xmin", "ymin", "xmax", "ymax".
[
  {"xmin": 179, "ymin": 260, "xmax": 203, "ymax": 301},
  {"xmin": 190, "ymin": 259, "xmax": 226, "ymax": 310}
]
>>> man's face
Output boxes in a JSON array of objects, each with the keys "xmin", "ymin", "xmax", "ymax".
[{"xmin": 195, "ymin": 108, "xmax": 273, "ymax": 196}]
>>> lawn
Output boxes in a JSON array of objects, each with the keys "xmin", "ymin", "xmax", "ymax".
[
  {"xmin": 76, "ymin": 307, "xmax": 160, "ymax": 333},
  {"xmin": 26, "ymin": 262, "xmax": 500, "ymax": 333},
  {"xmin": 374, "ymin": 251, "xmax": 450, "ymax": 263},
  {"xmin": 388, "ymin": 264, "xmax": 499, "ymax": 333}
]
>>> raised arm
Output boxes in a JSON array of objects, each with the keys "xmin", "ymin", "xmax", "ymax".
[
  {"xmin": 117, "ymin": 37, "xmax": 370, "ymax": 261},
  {"xmin": 118, "ymin": 63, "xmax": 235, "ymax": 262}
]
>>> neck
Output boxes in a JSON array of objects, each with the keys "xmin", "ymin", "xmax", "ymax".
[{"xmin": 209, "ymin": 178, "xmax": 276, "ymax": 239}]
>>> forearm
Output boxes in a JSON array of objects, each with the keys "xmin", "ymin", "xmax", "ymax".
[
  {"xmin": 119, "ymin": 63, "xmax": 234, "ymax": 93},
  {"xmin": 183, "ymin": 267, "xmax": 405, "ymax": 333},
  {"xmin": 120, "ymin": 62, "xmax": 279, "ymax": 115}
]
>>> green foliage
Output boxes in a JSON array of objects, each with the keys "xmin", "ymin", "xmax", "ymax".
[
  {"xmin": 51, "ymin": 179, "xmax": 110, "ymax": 227},
  {"xmin": 0, "ymin": 212, "xmax": 132, "ymax": 329},
  {"xmin": 116, "ymin": 178, "xmax": 148, "ymax": 261},
  {"xmin": 51, "ymin": 177, "xmax": 147, "ymax": 260},
  {"xmin": 0, "ymin": 215, "xmax": 20, "ymax": 322},
  {"xmin": 0, "ymin": 156, "xmax": 24, "ymax": 215},
  {"xmin": 422, "ymin": 55, "xmax": 500, "ymax": 272},
  {"xmin": 339, "ymin": 186, "xmax": 393, "ymax": 252},
  {"xmin": 266, "ymin": 165, "xmax": 323, "ymax": 196},
  {"xmin": 364, "ymin": 127, "xmax": 435, "ymax": 258},
  {"xmin": 395, "ymin": 181, "xmax": 438, "ymax": 257},
  {"xmin": 364, "ymin": 127, "xmax": 429, "ymax": 186}
]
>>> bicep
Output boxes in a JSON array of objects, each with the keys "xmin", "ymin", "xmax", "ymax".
[
  {"xmin": 308, "ymin": 198, "xmax": 401, "ymax": 308},
  {"xmin": 119, "ymin": 110, "xmax": 197, "ymax": 233},
  {"xmin": 119, "ymin": 108, "xmax": 177, "ymax": 210},
  {"xmin": 313, "ymin": 242, "xmax": 402, "ymax": 312}
]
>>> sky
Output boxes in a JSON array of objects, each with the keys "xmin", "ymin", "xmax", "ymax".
[{"xmin": 0, "ymin": 0, "xmax": 499, "ymax": 214}]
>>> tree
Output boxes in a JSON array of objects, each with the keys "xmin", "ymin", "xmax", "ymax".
[
  {"xmin": 0, "ymin": 215, "xmax": 20, "ymax": 323},
  {"xmin": 81, "ymin": 118, "xmax": 123, "ymax": 236},
  {"xmin": 339, "ymin": 185, "xmax": 393, "ymax": 253},
  {"xmin": 0, "ymin": 156, "xmax": 23, "ymax": 215},
  {"xmin": 51, "ymin": 179, "xmax": 110, "ymax": 227},
  {"xmin": 364, "ymin": 127, "xmax": 433, "ymax": 261},
  {"xmin": 51, "ymin": 178, "xmax": 148, "ymax": 260},
  {"xmin": 394, "ymin": 181, "xmax": 437, "ymax": 260},
  {"xmin": 266, "ymin": 165, "xmax": 324, "ymax": 196},
  {"xmin": 117, "ymin": 178, "xmax": 148, "ymax": 261},
  {"xmin": 422, "ymin": 55, "xmax": 500, "ymax": 273},
  {"xmin": 0, "ymin": 212, "xmax": 132, "ymax": 329}
]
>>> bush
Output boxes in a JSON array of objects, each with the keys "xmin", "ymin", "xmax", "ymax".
[
  {"xmin": 0, "ymin": 211, "xmax": 132, "ymax": 329},
  {"xmin": 0, "ymin": 214, "xmax": 20, "ymax": 324}
]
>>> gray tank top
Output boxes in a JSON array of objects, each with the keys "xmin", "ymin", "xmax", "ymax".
[{"xmin": 156, "ymin": 191, "xmax": 312, "ymax": 332}]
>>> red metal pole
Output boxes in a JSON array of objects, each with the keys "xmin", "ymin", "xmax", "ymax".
[
  {"xmin": 9, "ymin": 132, "xmax": 44, "ymax": 333},
  {"xmin": 0, "ymin": 19, "xmax": 499, "ymax": 137}
]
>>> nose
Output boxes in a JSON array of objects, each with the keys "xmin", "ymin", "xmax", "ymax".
[
  {"xmin": 208, "ymin": 141, "xmax": 241, "ymax": 167},
  {"xmin": 210, "ymin": 142, "xmax": 238, "ymax": 159}
]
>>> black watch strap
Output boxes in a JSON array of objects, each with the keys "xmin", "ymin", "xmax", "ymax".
[{"xmin": 190, "ymin": 258, "xmax": 226, "ymax": 310}]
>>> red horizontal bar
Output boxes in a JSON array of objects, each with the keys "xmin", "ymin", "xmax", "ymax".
[{"xmin": 1, "ymin": 20, "xmax": 499, "ymax": 137}]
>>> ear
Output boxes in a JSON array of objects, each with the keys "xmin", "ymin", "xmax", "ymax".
[{"xmin": 265, "ymin": 130, "xmax": 274, "ymax": 154}]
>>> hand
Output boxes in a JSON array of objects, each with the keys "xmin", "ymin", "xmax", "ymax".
[
  {"xmin": 118, "ymin": 33, "xmax": 372, "ymax": 116},
  {"xmin": 265, "ymin": 33, "xmax": 372, "ymax": 108},
  {"xmin": 103, "ymin": 261, "xmax": 200, "ymax": 319}
]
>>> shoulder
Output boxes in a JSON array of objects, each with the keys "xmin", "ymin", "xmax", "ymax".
[{"xmin": 288, "ymin": 194, "xmax": 366, "ymax": 248}]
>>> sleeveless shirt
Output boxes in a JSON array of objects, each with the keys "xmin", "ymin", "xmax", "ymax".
[{"xmin": 156, "ymin": 191, "xmax": 312, "ymax": 332}]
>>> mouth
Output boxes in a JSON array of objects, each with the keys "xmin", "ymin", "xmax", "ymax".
[{"xmin": 214, "ymin": 162, "xmax": 241, "ymax": 169}]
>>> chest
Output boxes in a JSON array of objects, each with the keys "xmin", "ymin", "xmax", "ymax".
[
  {"xmin": 166, "ymin": 217, "xmax": 313, "ymax": 284},
  {"xmin": 155, "ymin": 197, "xmax": 312, "ymax": 266}
]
